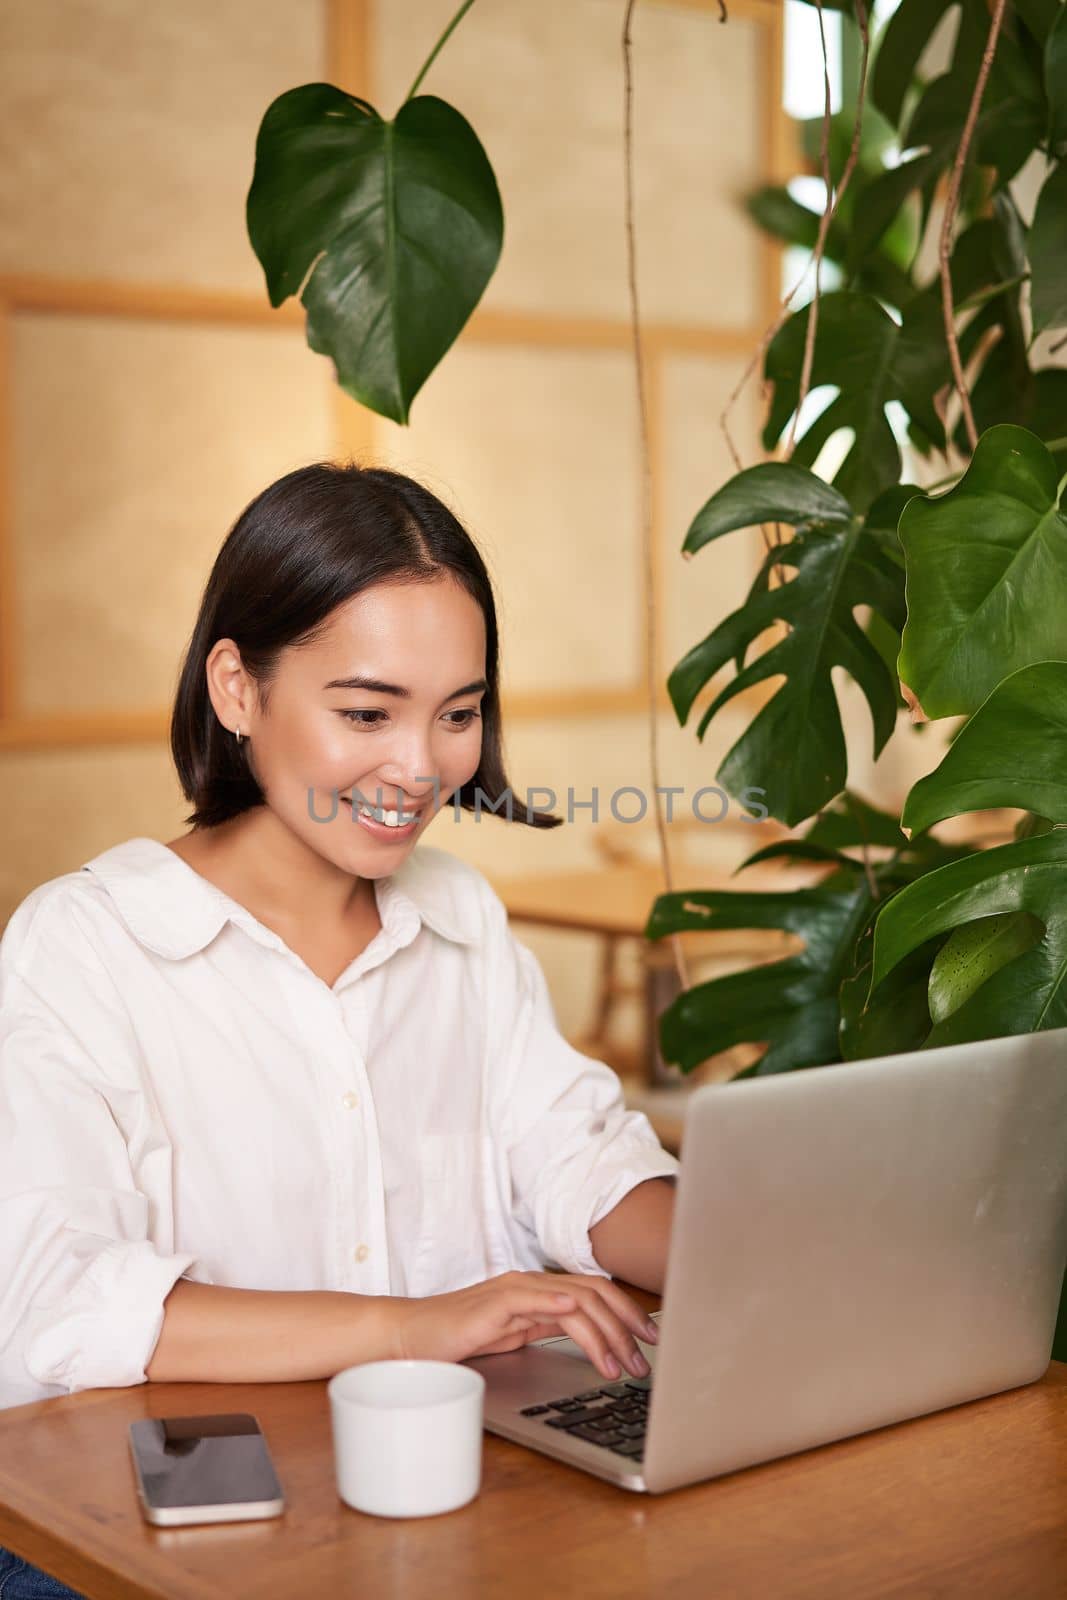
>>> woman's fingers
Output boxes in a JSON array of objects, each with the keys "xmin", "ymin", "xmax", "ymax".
[
  {"xmin": 544, "ymin": 1277, "xmax": 655, "ymax": 1376},
  {"xmin": 497, "ymin": 1285, "xmax": 577, "ymax": 1330},
  {"xmin": 564, "ymin": 1275, "xmax": 658, "ymax": 1343},
  {"xmin": 556, "ymin": 1295, "xmax": 649, "ymax": 1379},
  {"xmin": 493, "ymin": 1284, "xmax": 624, "ymax": 1378},
  {"xmin": 528, "ymin": 1291, "xmax": 633, "ymax": 1379},
  {"xmin": 473, "ymin": 1274, "xmax": 655, "ymax": 1381}
]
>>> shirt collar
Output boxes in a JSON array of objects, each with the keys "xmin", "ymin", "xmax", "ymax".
[{"xmin": 80, "ymin": 837, "xmax": 483, "ymax": 961}]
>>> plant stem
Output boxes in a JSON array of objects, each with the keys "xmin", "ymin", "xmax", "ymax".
[
  {"xmin": 622, "ymin": 0, "xmax": 689, "ymax": 996},
  {"xmin": 937, "ymin": 0, "xmax": 1008, "ymax": 454},
  {"xmin": 405, "ymin": 0, "xmax": 477, "ymax": 102}
]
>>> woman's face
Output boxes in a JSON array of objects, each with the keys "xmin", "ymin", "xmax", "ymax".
[{"xmin": 215, "ymin": 574, "xmax": 488, "ymax": 873}]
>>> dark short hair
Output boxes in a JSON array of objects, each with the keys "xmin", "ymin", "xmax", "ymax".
[{"xmin": 170, "ymin": 461, "xmax": 562, "ymax": 831}]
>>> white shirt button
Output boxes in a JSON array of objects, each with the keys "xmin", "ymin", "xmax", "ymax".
[
  {"xmin": 341, "ymin": 1091, "xmax": 360, "ymax": 1110},
  {"xmin": 354, "ymin": 1243, "xmax": 370, "ymax": 1263}
]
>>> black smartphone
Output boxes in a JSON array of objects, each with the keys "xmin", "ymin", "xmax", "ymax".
[{"xmin": 128, "ymin": 1413, "xmax": 285, "ymax": 1526}]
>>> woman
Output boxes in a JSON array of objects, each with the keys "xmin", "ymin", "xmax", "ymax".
[{"xmin": 0, "ymin": 463, "xmax": 678, "ymax": 1596}]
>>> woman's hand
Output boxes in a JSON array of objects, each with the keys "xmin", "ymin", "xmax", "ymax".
[{"xmin": 385, "ymin": 1270, "xmax": 658, "ymax": 1381}]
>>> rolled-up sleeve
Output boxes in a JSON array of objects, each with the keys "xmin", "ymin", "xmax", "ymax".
[
  {"xmin": 0, "ymin": 962, "xmax": 207, "ymax": 1406},
  {"xmin": 492, "ymin": 925, "xmax": 680, "ymax": 1278}
]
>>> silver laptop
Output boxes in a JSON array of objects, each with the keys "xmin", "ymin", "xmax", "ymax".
[{"xmin": 466, "ymin": 1029, "xmax": 1067, "ymax": 1494}]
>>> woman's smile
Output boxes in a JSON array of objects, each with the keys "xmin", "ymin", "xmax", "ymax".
[{"xmin": 341, "ymin": 793, "xmax": 426, "ymax": 841}]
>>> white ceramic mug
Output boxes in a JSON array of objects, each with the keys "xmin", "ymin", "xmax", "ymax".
[{"xmin": 327, "ymin": 1359, "xmax": 486, "ymax": 1518}]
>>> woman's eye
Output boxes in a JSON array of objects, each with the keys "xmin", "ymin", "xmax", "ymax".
[{"xmin": 340, "ymin": 709, "xmax": 481, "ymax": 728}]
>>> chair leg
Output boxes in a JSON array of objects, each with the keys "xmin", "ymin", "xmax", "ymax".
[
  {"xmin": 641, "ymin": 948, "xmax": 686, "ymax": 1087},
  {"xmin": 589, "ymin": 932, "xmax": 622, "ymax": 1041}
]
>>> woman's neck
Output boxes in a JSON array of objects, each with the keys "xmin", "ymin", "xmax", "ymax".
[{"xmin": 163, "ymin": 808, "xmax": 376, "ymax": 934}]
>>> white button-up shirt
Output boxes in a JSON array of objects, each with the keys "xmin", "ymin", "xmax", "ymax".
[{"xmin": 0, "ymin": 837, "xmax": 679, "ymax": 1410}]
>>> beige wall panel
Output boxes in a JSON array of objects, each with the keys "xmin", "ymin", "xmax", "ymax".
[
  {"xmin": 0, "ymin": 0, "xmax": 324, "ymax": 290},
  {"xmin": 0, "ymin": 743, "xmax": 188, "ymax": 927},
  {"xmin": 373, "ymin": 0, "xmax": 763, "ymax": 325},
  {"xmin": 839, "ymin": 673, "xmax": 956, "ymax": 817},
  {"xmin": 370, "ymin": 341, "xmax": 642, "ymax": 697},
  {"xmin": 11, "ymin": 311, "xmax": 333, "ymax": 714},
  {"xmin": 434, "ymin": 702, "xmax": 765, "ymax": 1036},
  {"xmin": 658, "ymin": 350, "xmax": 765, "ymax": 693}
]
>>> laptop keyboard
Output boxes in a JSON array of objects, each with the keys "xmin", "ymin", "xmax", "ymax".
[{"xmin": 518, "ymin": 1377, "xmax": 651, "ymax": 1460}]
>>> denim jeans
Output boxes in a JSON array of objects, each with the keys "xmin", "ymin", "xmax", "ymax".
[{"xmin": 0, "ymin": 1547, "xmax": 88, "ymax": 1599}]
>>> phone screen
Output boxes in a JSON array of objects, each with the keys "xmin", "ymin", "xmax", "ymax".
[{"xmin": 129, "ymin": 1413, "xmax": 284, "ymax": 1522}]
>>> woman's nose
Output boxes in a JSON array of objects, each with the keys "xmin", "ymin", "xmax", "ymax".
[{"xmin": 372, "ymin": 730, "xmax": 445, "ymax": 804}]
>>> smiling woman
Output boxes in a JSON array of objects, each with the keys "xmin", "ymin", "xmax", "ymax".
[
  {"xmin": 169, "ymin": 461, "xmax": 558, "ymax": 840},
  {"xmin": 0, "ymin": 460, "xmax": 680, "ymax": 1479},
  {"xmin": 159, "ymin": 464, "xmax": 567, "ymax": 974}
]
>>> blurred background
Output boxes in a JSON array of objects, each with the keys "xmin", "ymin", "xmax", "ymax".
[{"xmin": 0, "ymin": 0, "xmax": 972, "ymax": 1136}]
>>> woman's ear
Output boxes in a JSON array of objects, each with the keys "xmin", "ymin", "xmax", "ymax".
[{"xmin": 204, "ymin": 639, "xmax": 255, "ymax": 736}]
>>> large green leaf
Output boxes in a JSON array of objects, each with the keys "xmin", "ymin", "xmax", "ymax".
[
  {"xmin": 761, "ymin": 292, "xmax": 955, "ymax": 512},
  {"xmin": 1030, "ymin": 160, "xmax": 1067, "ymax": 337},
  {"xmin": 870, "ymin": 830, "xmax": 1067, "ymax": 1037},
  {"xmin": 677, "ymin": 463, "xmax": 853, "ymax": 551},
  {"xmin": 928, "ymin": 912, "xmax": 1046, "ymax": 1024},
  {"xmin": 902, "ymin": 662, "xmax": 1067, "ymax": 837},
  {"xmin": 643, "ymin": 789, "xmax": 975, "ymax": 1076},
  {"xmin": 644, "ymin": 871, "xmax": 877, "ymax": 1076},
  {"xmin": 897, "ymin": 425, "xmax": 1067, "ymax": 720},
  {"xmin": 668, "ymin": 464, "xmax": 906, "ymax": 826},
  {"xmin": 247, "ymin": 85, "xmax": 502, "ymax": 424}
]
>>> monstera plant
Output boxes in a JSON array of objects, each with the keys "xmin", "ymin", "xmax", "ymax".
[{"xmin": 246, "ymin": 0, "xmax": 1067, "ymax": 1353}]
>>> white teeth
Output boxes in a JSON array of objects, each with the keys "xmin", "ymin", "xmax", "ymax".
[{"xmin": 356, "ymin": 804, "xmax": 416, "ymax": 828}]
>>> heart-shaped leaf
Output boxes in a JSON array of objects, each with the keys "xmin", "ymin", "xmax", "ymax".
[
  {"xmin": 247, "ymin": 85, "xmax": 503, "ymax": 424},
  {"xmin": 897, "ymin": 425, "xmax": 1067, "ymax": 720}
]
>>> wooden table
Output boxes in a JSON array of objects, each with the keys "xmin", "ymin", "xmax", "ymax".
[{"xmin": 2, "ymin": 1285, "xmax": 1067, "ymax": 1599}]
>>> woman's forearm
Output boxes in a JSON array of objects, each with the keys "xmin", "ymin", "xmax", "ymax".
[
  {"xmin": 588, "ymin": 1176, "xmax": 677, "ymax": 1293},
  {"xmin": 145, "ymin": 1278, "xmax": 398, "ymax": 1384},
  {"xmin": 146, "ymin": 1180, "xmax": 677, "ymax": 1384}
]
